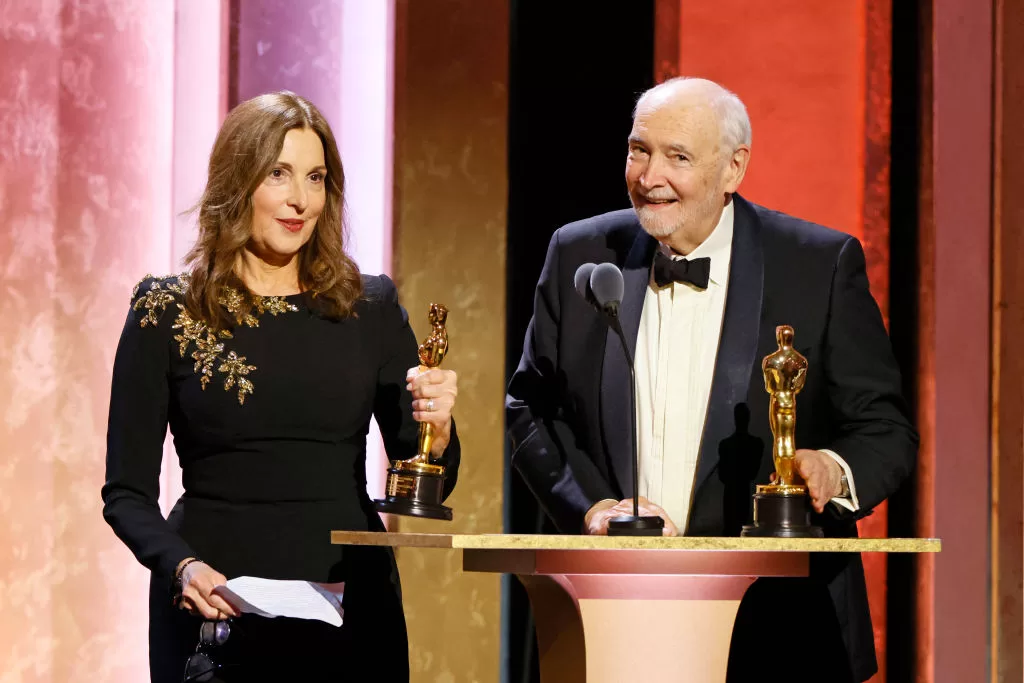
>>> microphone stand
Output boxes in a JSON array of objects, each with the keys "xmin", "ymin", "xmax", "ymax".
[{"xmin": 602, "ymin": 305, "xmax": 665, "ymax": 537}]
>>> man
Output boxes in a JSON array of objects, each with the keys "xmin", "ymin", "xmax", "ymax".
[{"xmin": 505, "ymin": 77, "xmax": 917, "ymax": 682}]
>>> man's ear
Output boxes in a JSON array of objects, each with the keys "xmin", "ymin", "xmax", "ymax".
[{"xmin": 723, "ymin": 145, "xmax": 751, "ymax": 194}]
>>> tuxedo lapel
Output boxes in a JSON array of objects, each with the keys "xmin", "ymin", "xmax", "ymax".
[
  {"xmin": 600, "ymin": 226, "xmax": 657, "ymax": 497},
  {"xmin": 692, "ymin": 196, "xmax": 765, "ymax": 498}
]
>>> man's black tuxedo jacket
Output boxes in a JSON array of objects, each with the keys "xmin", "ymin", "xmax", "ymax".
[{"xmin": 505, "ymin": 194, "xmax": 918, "ymax": 680}]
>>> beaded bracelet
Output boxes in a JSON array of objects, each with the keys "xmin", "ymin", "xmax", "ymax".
[{"xmin": 171, "ymin": 557, "xmax": 203, "ymax": 607}]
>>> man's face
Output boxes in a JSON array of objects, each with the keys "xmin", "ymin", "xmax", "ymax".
[{"xmin": 625, "ymin": 97, "xmax": 730, "ymax": 245}]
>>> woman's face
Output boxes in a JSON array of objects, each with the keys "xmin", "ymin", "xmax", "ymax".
[{"xmin": 248, "ymin": 127, "xmax": 327, "ymax": 265}]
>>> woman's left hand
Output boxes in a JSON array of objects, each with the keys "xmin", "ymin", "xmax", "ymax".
[{"xmin": 407, "ymin": 366, "xmax": 458, "ymax": 457}]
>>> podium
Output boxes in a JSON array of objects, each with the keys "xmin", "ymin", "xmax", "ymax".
[{"xmin": 331, "ymin": 532, "xmax": 939, "ymax": 682}]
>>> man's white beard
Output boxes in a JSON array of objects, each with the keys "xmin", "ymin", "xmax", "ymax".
[{"xmin": 632, "ymin": 188, "xmax": 724, "ymax": 241}]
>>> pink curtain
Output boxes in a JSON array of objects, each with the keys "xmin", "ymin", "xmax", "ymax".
[
  {"xmin": 0, "ymin": 1, "xmax": 191, "ymax": 679},
  {"xmin": 0, "ymin": 1, "xmax": 393, "ymax": 678}
]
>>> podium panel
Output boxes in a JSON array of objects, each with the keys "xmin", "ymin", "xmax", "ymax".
[
  {"xmin": 463, "ymin": 547, "xmax": 806, "ymax": 682},
  {"xmin": 331, "ymin": 533, "xmax": 939, "ymax": 682}
]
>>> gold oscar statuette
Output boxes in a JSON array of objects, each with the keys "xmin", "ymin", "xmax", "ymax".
[
  {"xmin": 373, "ymin": 303, "xmax": 453, "ymax": 521},
  {"xmin": 741, "ymin": 325, "xmax": 824, "ymax": 538}
]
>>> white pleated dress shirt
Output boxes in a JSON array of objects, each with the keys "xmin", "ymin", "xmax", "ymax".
[{"xmin": 632, "ymin": 200, "xmax": 858, "ymax": 533}]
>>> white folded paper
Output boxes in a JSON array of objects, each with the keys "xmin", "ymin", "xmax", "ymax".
[{"xmin": 212, "ymin": 577, "xmax": 345, "ymax": 627}]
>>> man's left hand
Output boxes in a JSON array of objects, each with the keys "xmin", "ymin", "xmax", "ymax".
[{"xmin": 794, "ymin": 449, "xmax": 844, "ymax": 513}]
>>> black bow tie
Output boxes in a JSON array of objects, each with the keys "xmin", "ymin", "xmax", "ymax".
[{"xmin": 652, "ymin": 250, "xmax": 711, "ymax": 289}]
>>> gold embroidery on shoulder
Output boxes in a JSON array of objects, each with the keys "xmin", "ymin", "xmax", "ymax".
[
  {"xmin": 132, "ymin": 275, "xmax": 187, "ymax": 328},
  {"xmin": 132, "ymin": 276, "xmax": 298, "ymax": 405},
  {"xmin": 131, "ymin": 274, "xmax": 150, "ymax": 300}
]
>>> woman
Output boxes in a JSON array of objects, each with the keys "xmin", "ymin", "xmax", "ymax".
[{"xmin": 101, "ymin": 91, "xmax": 459, "ymax": 682}]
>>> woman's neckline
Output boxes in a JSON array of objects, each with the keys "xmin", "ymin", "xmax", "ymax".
[
  {"xmin": 253, "ymin": 290, "xmax": 305, "ymax": 300},
  {"xmin": 222, "ymin": 283, "xmax": 306, "ymax": 302}
]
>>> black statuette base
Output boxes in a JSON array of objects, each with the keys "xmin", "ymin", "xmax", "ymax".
[
  {"xmin": 375, "ymin": 495, "xmax": 452, "ymax": 521},
  {"xmin": 373, "ymin": 467, "xmax": 453, "ymax": 521},
  {"xmin": 741, "ymin": 491, "xmax": 823, "ymax": 538},
  {"xmin": 607, "ymin": 515, "xmax": 665, "ymax": 537}
]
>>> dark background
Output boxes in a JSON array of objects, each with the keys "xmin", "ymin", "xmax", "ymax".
[{"xmin": 504, "ymin": 2, "xmax": 655, "ymax": 681}]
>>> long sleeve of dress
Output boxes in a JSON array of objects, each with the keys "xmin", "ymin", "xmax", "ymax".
[
  {"xmin": 101, "ymin": 278, "xmax": 196, "ymax": 581},
  {"xmin": 370, "ymin": 275, "xmax": 461, "ymax": 500}
]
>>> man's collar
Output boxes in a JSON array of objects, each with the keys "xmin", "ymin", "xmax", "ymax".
[{"xmin": 657, "ymin": 200, "xmax": 734, "ymax": 287}]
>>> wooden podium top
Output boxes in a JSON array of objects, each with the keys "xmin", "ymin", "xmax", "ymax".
[{"xmin": 330, "ymin": 531, "xmax": 940, "ymax": 553}]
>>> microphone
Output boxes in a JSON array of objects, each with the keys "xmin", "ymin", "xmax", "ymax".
[
  {"xmin": 574, "ymin": 262, "xmax": 597, "ymax": 305},
  {"xmin": 573, "ymin": 263, "xmax": 665, "ymax": 537},
  {"xmin": 589, "ymin": 262, "xmax": 625, "ymax": 317}
]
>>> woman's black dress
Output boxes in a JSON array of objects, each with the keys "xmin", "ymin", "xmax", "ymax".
[{"xmin": 101, "ymin": 274, "xmax": 459, "ymax": 682}]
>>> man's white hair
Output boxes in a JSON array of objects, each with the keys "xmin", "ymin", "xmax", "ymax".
[{"xmin": 635, "ymin": 77, "xmax": 752, "ymax": 150}]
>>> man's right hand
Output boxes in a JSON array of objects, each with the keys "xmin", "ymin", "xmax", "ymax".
[
  {"xmin": 177, "ymin": 559, "xmax": 241, "ymax": 620},
  {"xmin": 583, "ymin": 497, "xmax": 679, "ymax": 536}
]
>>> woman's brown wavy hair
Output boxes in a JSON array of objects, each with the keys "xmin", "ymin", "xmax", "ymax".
[{"xmin": 183, "ymin": 91, "xmax": 361, "ymax": 330}]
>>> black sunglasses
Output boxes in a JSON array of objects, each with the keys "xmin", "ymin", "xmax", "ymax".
[{"xmin": 182, "ymin": 619, "xmax": 236, "ymax": 683}]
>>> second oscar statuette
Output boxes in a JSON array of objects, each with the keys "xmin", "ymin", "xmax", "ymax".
[
  {"xmin": 741, "ymin": 325, "xmax": 823, "ymax": 538},
  {"xmin": 373, "ymin": 303, "xmax": 453, "ymax": 521}
]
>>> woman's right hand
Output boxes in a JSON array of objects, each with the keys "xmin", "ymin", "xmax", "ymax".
[{"xmin": 177, "ymin": 560, "xmax": 241, "ymax": 620}]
